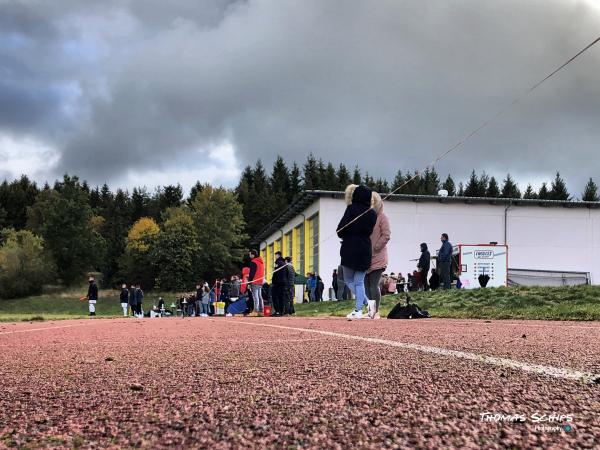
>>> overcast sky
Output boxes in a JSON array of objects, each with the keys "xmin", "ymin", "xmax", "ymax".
[{"xmin": 1, "ymin": 0, "xmax": 600, "ymax": 195}]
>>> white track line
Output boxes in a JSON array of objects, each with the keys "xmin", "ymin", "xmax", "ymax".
[{"xmin": 236, "ymin": 321, "xmax": 600, "ymax": 384}]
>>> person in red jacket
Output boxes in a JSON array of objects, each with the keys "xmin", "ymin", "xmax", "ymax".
[{"xmin": 248, "ymin": 249, "xmax": 265, "ymax": 315}]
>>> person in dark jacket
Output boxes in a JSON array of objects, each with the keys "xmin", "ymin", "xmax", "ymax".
[
  {"xmin": 417, "ymin": 243, "xmax": 431, "ymax": 291},
  {"xmin": 285, "ymin": 257, "xmax": 295, "ymax": 314},
  {"xmin": 271, "ymin": 251, "xmax": 287, "ymax": 316},
  {"xmin": 129, "ymin": 284, "xmax": 136, "ymax": 316},
  {"xmin": 332, "ymin": 270, "xmax": 338, "ymax": 300},
  {"xmin": 315, "ymin": 276, "xmax": 324, "ymax": 301},
  {"xmin": 87, "ymin": 276, "xmax": 98, "ymax": 316},
  {"xmin": 119, "ymin": 283, "xmax": 129, "ymax": 317},
  {"xmin": 438, "ymin": 233, "xmax": 453, "ymax": 289},
  {"xmin": 134, "ymin": 284, "xmax": 144, "ymax": 317},
  {"xmin": 337, "ymin": 184, "xmax": 377, "ymax": 319}
]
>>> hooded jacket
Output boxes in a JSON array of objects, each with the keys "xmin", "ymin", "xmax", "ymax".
[
  {"xmin": 272, "ymin": 255, "xmax": 287, "ymax": 285},
  {"xmin": 368, "ymin": 193, "xmax": 391, "ymax": 273},
  {"xmin": 418, "ymin": 243, "xmax": 431, "ymax": 272},
  {"xmin": 337, "ymin": 185, "xmax": 377, "ymax": 271}
]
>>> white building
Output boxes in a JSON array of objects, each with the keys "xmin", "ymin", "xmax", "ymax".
[{"xmin": 255, "ymin": 190, "xmax": 600, "ymax": 295}]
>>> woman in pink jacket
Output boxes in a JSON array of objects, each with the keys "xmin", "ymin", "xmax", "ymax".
[{"xmin": 365, "ymin": 192, "xmax": 391, "ymax": 319}]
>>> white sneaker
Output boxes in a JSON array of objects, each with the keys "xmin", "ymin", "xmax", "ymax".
[
  {"xmin": 226, "ymin": 313, "xmax": 233, "ymax": 317},
  {"xmin": 346, "ymin": 310, "xmax": 363, "ymax": 320},
  {"xmin": 367, "ymin": 300, "xmax": 376, "ymax": 318}
]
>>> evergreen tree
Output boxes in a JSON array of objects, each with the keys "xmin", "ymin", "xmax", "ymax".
[
  {"xmin": 486, "ymin": 176, "xmax": 500, "ymax": 198},
  {"xmin": 271, "ymin": 156, "xmax": 290, "ymax": 193},
  {"xmin": 100, "ymin": 183, "xmax": 113, "ymax": 212},
  {"xmin": 27, "ymin": 175, "xmax": 106, "ymax": 285},
  {"xmin": 288, "ymin": 162, "xmax": 302, "ymax": 201},
  {"xmin": 270, "ymin": 156, "xmax": 290, "ymax": 215},
  {"xmin": 374, "ymin": 178, "xmax": 390, "ymax": 193},
  {"xmin": 352, "ymin": 166, "xmax": 361, "ymax": 185},
  {"xmin": 336, "ymin": 164, "xmax": 351, "ymax": 190},
  {"xmin": 392, "ymin": 170, "xmax": 405, "ymax": 192},
  {"xmin": 89, "ymin": 186, "xmax": 101, "ymax": 211},
  {"xmin": 131, "ymin": 187, "xmax": 152, "ymax": 221},
  {"xmin": 523, "ymin": 184, "xmax": 538, "ymax": 199},
  {"xmin": 464, "ymin": 170, "xmax": 482, "ymax": 197},
  {"xmin": 187, "ymin": 181, "xmax": 205, "ymax": 206},
  {"xmin": 245, "ymin": 160, "xmax": 273, "ymax": 237},
  {"xmin": 582, "ymin": 178, "xmax": 599, "ymax": 202},
  {"xmin": 100, "ymin": 188, "xmax": 131, "ymax": 285},
  {"xmin": 442, "ymin": 174, "xmax": 456, "ymax": 196},
  {"xmin": 317, "ymin": 159, "xmax": 327, "ymax": 189},
  {"xmin": 538, "ymin": 182, "xmax": 550, "ymax": 200},
  {"xmin": 0, "ymin": 175, "xmax": 39, "ymax": 230},
  {"xmin": 478, "ymin": 172, "xmax": 490, "ymax": 196},
  {"xmin": 403, "ymin": 171, "xmax": 421, "ymax": 195},
  {"xmin": 303, "ymin": 154, "xmax": 320, "ymax": 190},
  {"xmin": 323, "ymin": 162, "xmax": 338, "ymax": 191},
  {"xmin": 363, "ymin": 173, "xmax": 376, "ymax": 190},
  {"xmin": 501, "ymin": 174, "xmax": 521, "ymax": 199},
  {"xmin": 457, "ymin": 182, "xmax": 465, "ymax": 196},
  {"xmin": 419, "ymin": 168, "xmax": 440, "ymax": 195},
  {"xmin": 549, "ymin": 172, "xmax": 570, "ymax": 200},
  {"xmin": 157, "ymin": 184, "xmax": 183, "ymax": 212}
]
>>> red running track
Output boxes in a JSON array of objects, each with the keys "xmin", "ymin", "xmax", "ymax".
[{"xmin": 0, "ymin": 317, "xmax": 599, "ymax": 449}]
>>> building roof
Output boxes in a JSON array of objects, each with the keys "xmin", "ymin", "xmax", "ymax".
[{"xmin": 252, "ymin": 190, "xmax": 600, "ymax": 244}]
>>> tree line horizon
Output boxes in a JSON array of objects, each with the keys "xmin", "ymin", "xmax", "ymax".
[{"xmin": 1, "ymin": 154, "xmax": 598, "ymax": 298}]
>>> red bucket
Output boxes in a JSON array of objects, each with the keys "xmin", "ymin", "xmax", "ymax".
[{"xmin": 263, "ymin": 305, "xmax": 272, "ymax": 316}]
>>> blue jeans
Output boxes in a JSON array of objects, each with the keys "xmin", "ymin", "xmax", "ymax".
[
  {"xmin": 342, "ymin": 266, "xmax": 368, "ymax": 311},
  {"xmin": 251, "ymin": 284, "xmax": 263, "ymax": 312},
  {"xmin": 201, "ymin": 303, "xmax": 210, "ymax": 315}
]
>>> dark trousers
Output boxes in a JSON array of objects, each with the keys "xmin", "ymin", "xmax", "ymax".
[
  {"xmin": 272, "ymin": 283, "xmax": 286, "ymax": 314},
  {"xmin": 421, "ymin": 268, "xmax": 430, "ymax": 291},
  {"xmin": 439, "ymin": 262, "xmax": 451, "ymax": 289},
  {"xmin": 365, "ymin": 269, "xmax": 384, "ymax": 312}
]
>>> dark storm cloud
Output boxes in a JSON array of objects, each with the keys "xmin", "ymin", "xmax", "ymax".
[{"xmin": 1, "ymin": 0, "xmax": 600, "ymax": 192}]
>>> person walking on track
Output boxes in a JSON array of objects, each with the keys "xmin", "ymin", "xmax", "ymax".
[{"xmin": 337, "ymin": 184, "xmax": 377, "ymax": 320}]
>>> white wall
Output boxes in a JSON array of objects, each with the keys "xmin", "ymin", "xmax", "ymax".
[{"xmin": 317, "ymin": 198, "xmax": 600, "ymax": 291}]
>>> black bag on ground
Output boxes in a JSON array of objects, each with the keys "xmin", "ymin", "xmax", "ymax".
[{"xmin": 387, "ymin": 295, "xmax": 430, "ymax": 319}]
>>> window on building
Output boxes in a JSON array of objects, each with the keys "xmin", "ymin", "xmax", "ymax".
[
  {"xmin": 309, "ymin": 214, "xmax": 319, "ymax": 274},
  {"xmin": 296, "ymin": 223, "xmax": 304, "ymax": 275},
  {"xmin": 285, "ymin": 231, "xmax": 293, "ymax": 259}
]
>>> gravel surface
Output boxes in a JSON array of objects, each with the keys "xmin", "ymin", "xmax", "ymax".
[{"xmin": 1, "ymin": 317, "xmax": 598, "ymax": 449}]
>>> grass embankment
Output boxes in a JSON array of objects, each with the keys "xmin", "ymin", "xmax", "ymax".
[
  {"xmin": 2, "ymin": 285, "xmax": 600, "ymax": 322},
  {"xmin": 294, "ymin": 285, "xmax": 600, "ymax": 321},
  {"xmin": 0, "ymin": 288, "xmax": 180, "ymax": 322}
]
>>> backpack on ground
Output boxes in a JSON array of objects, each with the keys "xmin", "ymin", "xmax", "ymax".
[{"xmin": 387, "ymin": 295, "xmax": 430, "ymax": 319}]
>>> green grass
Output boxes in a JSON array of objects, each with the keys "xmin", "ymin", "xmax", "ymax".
[
  {"xmin": 0, "ymin": 288, "xmax": 183, "ymax": 322},
  {"xmin": 294, "ymin": 285, "xmax": 600, "ymax": 321},
  {"xmin": 2, "ymin": 285, "xmax": 600, "ymax": 322}
]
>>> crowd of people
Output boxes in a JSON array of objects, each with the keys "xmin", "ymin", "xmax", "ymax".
[
  {"xmin": 83, "ymin": 249, "xmax": 299, "ymax": 318},
  {"xmin": 81, "ymin": 183, "xmax": 459, "ymax": 320}
]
